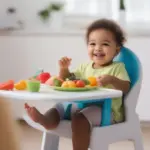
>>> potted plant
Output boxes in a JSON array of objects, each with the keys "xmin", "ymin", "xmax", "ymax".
[
  {"xmin": 38, "ymin": 2, "xmax": 64, "ymax": 29},
  {"xmin": 49, "ymin": 2, "xmax": 64, "ymax": 29}
]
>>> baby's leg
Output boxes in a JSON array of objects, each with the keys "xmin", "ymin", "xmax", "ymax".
[
  {"xmin": 25, "ymin": 103, "xmax": 65, "ymax": 130},
  {"xmin": 71, "ymin": 105, "xmax": 102, "ymax": 150}
]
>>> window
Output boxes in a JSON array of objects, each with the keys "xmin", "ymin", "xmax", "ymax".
[
  {"xmin": 125, "ymin": 0, "xmax": 150, "ymax": 22},
  {"xmin": 64, "ymin": 0, "xmax": 119, "ymax": 27},
  {"xmin": 65, "ymin": 0, "xmax": 119, "ymax": 20}
]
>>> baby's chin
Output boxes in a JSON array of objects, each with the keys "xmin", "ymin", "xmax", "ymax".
[
  {"xmin": 92, "ymin": 59, "xmax": 111, "ymax": 67},
  {"xmin": 92, "ymin": 58, "xmax": 106, "ymax": 64}
]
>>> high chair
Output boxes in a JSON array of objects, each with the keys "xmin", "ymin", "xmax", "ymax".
[{"xmin": 24, "ymin": 47, "xmax": 144, "ymax": 150}]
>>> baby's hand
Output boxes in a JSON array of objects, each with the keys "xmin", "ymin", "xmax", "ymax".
[
  {"xmin": 97, "ymin": 75, "xmax": 114, "ymax": 86},
  {"xmin": 59, "ymin": 57, "xmax": 72, "ymax": 69}
]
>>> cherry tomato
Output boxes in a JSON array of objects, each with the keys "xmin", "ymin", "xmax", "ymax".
[{"xmin": 75, "ymin": 80, "xmax": 85, "ymax": 88}]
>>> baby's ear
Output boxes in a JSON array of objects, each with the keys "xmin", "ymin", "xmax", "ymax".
[{"xmin": 115, "ymin": 46, "xmax": 121, "ymax": 56}]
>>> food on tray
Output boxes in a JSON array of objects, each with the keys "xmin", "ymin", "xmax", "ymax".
[
  {"xmin": 0, "ymin": 80, "xmax": 14, "ymax": 90},
  {"xmin": 36, "ymin": 72, "xmax": 51, "ymax": 83},
  {"xmin": 14, "ymin": 80, "xmax": 27, "ymax": 90},
  {"xmin": 45, "ymin": 76, "xmax": 64, "ymax": 87}
]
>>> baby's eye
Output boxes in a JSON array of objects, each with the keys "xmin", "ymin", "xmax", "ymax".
[
  {"xmin": 103, "ymin": 43, "xmax": 109, "ymax": 46},
  {"xmin": 89, "ymin": 43, "xmax": 96, "ymax": 46}
]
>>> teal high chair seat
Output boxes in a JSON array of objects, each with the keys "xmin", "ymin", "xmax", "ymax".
[{"xmin": 24, "ymin": 47, "xmax": 144, "ymax": 150}]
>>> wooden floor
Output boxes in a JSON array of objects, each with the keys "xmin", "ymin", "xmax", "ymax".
[{"xmin": 18, "ymin": 121, "xmax": 150, "ymax": 150}]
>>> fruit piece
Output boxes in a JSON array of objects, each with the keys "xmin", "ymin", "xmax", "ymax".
[
  {"xmin": 67, "ymin": 81, "xmax": 76, "ymax": 88},
  {"xmin": 82, "ymin": 79, "xmax": 90, "ymax": 85},
  {"xmin": 37, "ymin": 72, "xmax": 51, "ymax": 83},
  {"xmin": 46, "ymin": 76, "xmax": 63, "ymax": 86},
  {"xmin": 45, "ymin": 76, "xmax": 56, "ymax": 86},
  {"xmin": 61, "ymin": 81, "xmax": 69, "ymax": 87},
  {"xmin": 53, "ymin": 78, "xmax": 62, "ymax": 87},
  {"xmin": 14, "ymin": 80, "xmax": 27, "ymax": 90},
  {"xmin": 87, "ymin": 77, "xmax": 97, "ymax": 86},
  {"xmin": 0, "ymin": 80, "xmax": 14, "ymax": 90},
  {"xmin": 61, "ymin": 80, "xmax": 76, "ymax": 88},
  {"xmin": 75, "ymin": 80, "xmax": 85, "ymax": 87}
]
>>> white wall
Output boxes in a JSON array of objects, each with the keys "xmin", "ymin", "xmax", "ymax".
[
  {"xmin": 0, "ymin": 34, "xmax": 149, "ymax": 121},
  {"xmin": 0, "ymin": 34, "xmax": 88, "ymax": 81}
]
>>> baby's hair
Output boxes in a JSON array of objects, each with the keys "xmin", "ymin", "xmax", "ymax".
[{"xmin": 86, "ymin": 19, "xmax": 126, "ymax": 47}]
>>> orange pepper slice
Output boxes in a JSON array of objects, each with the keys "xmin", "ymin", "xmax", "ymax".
[
  {"xmin": 14, "ymin": 80, "xmax": 26, "ymax": 90},
  {"xmin": 87, "ymin": 77, "xmax": 97, "ymax": 86}
]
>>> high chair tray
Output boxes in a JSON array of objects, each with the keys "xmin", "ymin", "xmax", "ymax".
[
  {"xmin": 52, "ymin": 86, "xmax": 98, "ymax": 92},
  {"xmin": 0, "ymin": 85, "xmax": 122, "ymax": 102}
]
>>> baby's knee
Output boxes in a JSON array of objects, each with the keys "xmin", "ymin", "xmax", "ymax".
[{"xmin": 71, "ymin": 113, "xmax": 90, "ymax": 130}]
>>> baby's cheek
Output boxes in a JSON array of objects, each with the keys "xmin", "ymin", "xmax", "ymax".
[
  {"xmin": 106, "ymin": 50, "xmax": 114, "ymax": 57},
  {"xmin": 88, "ymin": 50, "xmax": 93, "ymax": 57}
]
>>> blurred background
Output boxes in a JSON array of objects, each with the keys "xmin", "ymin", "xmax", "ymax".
[
  {"xmin": 0, "ymin": 1, "xmax": 150, "ymax": 149},
  {"xmin": 0, "ymin": 0, "xmax": 150, "ymax": 123},
  {"xmin": 0, "ymin": 0, "xmax": 150, "ymax": 122}
]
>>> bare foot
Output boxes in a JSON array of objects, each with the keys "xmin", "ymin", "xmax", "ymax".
[
  {"xmin": 24, "ymin": 103, "xmax": 60, "ymax": 130},
  {"xmin": 24, "ymin": 103, "xmax": 44, "ymax": 123}
]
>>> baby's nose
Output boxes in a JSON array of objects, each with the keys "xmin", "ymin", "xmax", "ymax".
[{"xmin": 95, "ymin": 45, "xmax": 102, "ymax": 51}]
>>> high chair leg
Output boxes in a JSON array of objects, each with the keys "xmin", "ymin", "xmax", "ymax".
[
  {"xmin": 90, "ymin": 140, "xmax": 108, "ymax": 150},
  {"xmin": 133, "ymin": 132, "xmax": 144, "ymax": 150},
  {"xmin": 41, "ymin": 132, "xmax": 59, "ymax": 150},
  {"xmin": 91, "ymin": 144, "xmax": 108, "ymax": 150},
  {"xmin": 131, "ymin": 121, "xmax": 144, "ymax": 150}
]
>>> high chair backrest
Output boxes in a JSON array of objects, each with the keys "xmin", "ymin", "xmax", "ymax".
[
  {"xmin": 114, "ymin": 47, "xmax": 142, "ymax": 120},
  {"xmin": 114, "ymin": 46, "xmax": 141, "ymax": 88}
]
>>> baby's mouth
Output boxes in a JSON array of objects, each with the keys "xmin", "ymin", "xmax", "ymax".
[{"xmin": 93, "ymin": 53, "xmax": 106, "ymax": 58}]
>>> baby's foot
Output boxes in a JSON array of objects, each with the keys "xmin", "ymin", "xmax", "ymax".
[
  {"xmin": 24, "ymin": 103, "xmax": 44, "ymax": 123},
  {"xmin": 25, "ymin": 103, "xmax": 59, "ymax": 130}
]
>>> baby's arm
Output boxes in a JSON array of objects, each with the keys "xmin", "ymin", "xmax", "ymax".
[
  {"xmin": 58, "ymin": 57, "xmax": 72, "ymax": 80},
  {"xmin": 59, "ymin": 68, "xmax": 72, "ymax": 80},
  {"xmin": 111, "ymin": 77, "xmax": 130, "ymax": 94},
  {"xmin": 97, "ymin": 63, "xmax": 131, "ymax": 94},
  {"xmin": 97, "ymin": 75, "xmax": 130, "ymax": 94}
]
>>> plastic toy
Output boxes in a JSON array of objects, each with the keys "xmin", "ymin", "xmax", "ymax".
[
  {"xmin": 26, "ymin": 79, "xmax": 40, "ymax": 92},
  {"xmin": 0, "ymin": 80, "xmax": 14, "ymax": 90},
  {"xmin": 33, "ymin": 68, "xmax": 44, "ymax": 78}
]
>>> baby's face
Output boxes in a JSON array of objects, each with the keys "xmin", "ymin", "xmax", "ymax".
[{"xmin": 87, "ymin": 29, "xmax": 119, "ymax": 67}]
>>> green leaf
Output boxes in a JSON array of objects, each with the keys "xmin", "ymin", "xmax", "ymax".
[
  {"xmin": 38, "ymin": 9, "xmax": 50, "ymax": 21},
  {"xmin": 51, "ymin": 3, "xmax": 64, "ymax": 11}
]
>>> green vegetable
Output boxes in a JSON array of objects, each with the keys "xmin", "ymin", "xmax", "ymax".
[
  {"xmin": 54, "ymin": 79, "xmax": 62, "ymax": 87},
  {"xmin": 82, "ymin": 79, "xmax": 90, "ymax": 85}
]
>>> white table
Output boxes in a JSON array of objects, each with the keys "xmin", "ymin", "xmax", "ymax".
[
  {"xmin": 0, "ymin": 85, "xmax": 123, "ymax": 130},
  {"xmin": 0, "ymin": 85, "xmax": 122, "ymax": 103}
]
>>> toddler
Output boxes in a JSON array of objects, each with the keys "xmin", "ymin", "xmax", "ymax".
[{"xmin": 25, "ymin": 19, "xmax": 130, "ymax": 150}]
